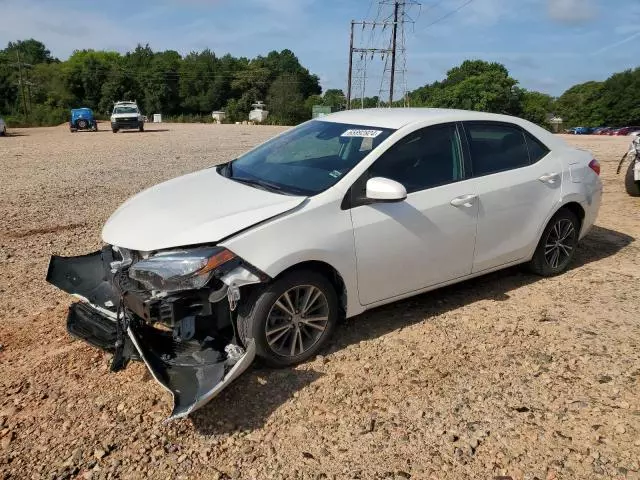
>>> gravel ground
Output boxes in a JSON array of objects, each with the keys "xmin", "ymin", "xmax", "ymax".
[{"xmin": 1, "ymin": 124, "xmax": 639, "ymax": 480}]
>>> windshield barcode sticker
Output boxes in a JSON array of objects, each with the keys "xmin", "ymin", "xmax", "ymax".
[{"xmin": 341, "ymin": 129, "xmax": 383, "ymax": 138}]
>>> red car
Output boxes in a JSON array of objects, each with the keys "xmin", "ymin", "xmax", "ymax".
[{"xmin": 611, "ymin": 126, "xmax": 640, "ymax": 136}]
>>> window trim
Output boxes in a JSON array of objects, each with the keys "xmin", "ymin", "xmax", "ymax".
[
  {"xmin": 522, "ymin": 128, "xmax": 551, "ymax": 163},
  {"xmin": 342, "ymin": 122, "xmax": 466, "ymax": 209},
  {"xmin": 461, "ymin": 120, "xmax": 543, "ymax": 178}
]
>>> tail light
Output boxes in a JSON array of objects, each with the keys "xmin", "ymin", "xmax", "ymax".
[{"xmin": 589, "ymin": 159, "xmax": 601, "ymax": 176}]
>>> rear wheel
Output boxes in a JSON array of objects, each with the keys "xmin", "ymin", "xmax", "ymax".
[
  {"xmin": 237, "ymin": 270, "xmax": 338, "ymax": 367},
  {"xmin": 112, "ymin": 128, "xmax": 118, "ymax": 133},
  {"xmin": 625, "ymin": 160, "xmax": 640, "ymax": 196},
  {"xmin": 0, "ymin": 126, "xmax": 5, "ymax": 136},
  {"xmin": 528, "ymin": 209, "xmax": 580, "ymax": 276},
  {"xmin": 77, "ymin": 119, "xmax": 88, "ymax": 129},
  {"xmin": 139, "ymin": 123, "xmax": 144, "ymax": 132}
]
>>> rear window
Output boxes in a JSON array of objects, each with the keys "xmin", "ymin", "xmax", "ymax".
[
  {"xmin": 523, "ymin": 130, "xmax": 550, "ymax": 163},
  {"xmin": 464, "ymin": 122, "xmax": 530, "ymax": 176}
]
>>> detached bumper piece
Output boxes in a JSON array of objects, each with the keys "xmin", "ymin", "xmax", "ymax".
[
  {"xmin": 67, "ymin": 302, "xmax": 117, "ymax": 352},
  {"xmin": 46, "ymin": 249, "xmax": 255, "ymax": 420}
]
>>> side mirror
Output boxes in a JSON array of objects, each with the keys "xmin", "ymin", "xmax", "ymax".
[{"xmin": 365, "ymin": 177, "xmax": 407, "ymax": 202}]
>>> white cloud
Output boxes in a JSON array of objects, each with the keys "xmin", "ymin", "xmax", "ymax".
[{"xmin": 547, "ymin": 0, "xmax": 596, "ymax": 24}]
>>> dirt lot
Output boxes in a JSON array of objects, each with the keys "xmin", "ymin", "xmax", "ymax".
[{"xmin": 1, "ymin": 124, "xmax": 639, "ymax": 480}]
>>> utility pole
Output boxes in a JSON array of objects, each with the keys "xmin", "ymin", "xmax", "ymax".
[
  {"xmin": 15, "ymin": 50, "xmax": 29, "ymax": 117},
  {"xmin": 389, "ymin": 1, "xmax": 399, "ymax": 105},
  {"xmin": 347, "ymin": 21, "xmax": 354, "ymax": 110}
]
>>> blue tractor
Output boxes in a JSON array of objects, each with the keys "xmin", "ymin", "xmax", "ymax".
[{"xmin": 70, "ymin": 108, "xmax": 98, "ymax": 132}]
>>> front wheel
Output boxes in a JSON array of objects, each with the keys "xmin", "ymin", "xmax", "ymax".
[
  {"xmin": 237, "ymin": 270, "xmax": 338, "ymax": 367},
  {"xmin": 112, "ymin": 128, "xmax": 118, "ymax": 133},
  {"xmin": 528, "ymin": 209, "xmax": 580, "ymax": 276},
  {"xmin": 625, "ymin": 160, "xmax": 640, "ymax": 196},
  {"xmin": 0, "ymin": 126, "xmax": 5, "ymax": 136},
  {"xmin": 139, "ymin": 123, "xmax": 144, "ymax": 132}
]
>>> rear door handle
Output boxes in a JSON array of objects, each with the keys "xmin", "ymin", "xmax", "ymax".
[
  {"xmin": 450, "ymin": 194, "xmax": 478, "ymax": 208},
  {"xmin": 538, "ymin": 172, "xmax": 560, "ymax": 184}
]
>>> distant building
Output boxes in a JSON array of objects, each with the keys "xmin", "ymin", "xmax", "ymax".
[
  {"xmin": 549, "ymin": 115, "xmax": 563, "ymax": 133},
  {"xmin": 249, "ymin": 101, "xmax": 269, "ymax": 123},
  {"xmin": 211, "ymin": 111, "xmax": 226, "ymax": 124},
  {"xmin": 312, "ymin": 105, "xmax": 333, "ymax": 119}
]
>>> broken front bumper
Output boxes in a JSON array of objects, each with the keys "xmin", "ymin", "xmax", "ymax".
[{"xmin": 46, "ymin": 248, "xmax": 255, "ymax": 420}]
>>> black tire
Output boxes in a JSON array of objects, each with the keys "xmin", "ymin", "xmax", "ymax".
[
  {"xmin": 528, "ymin": 208, "xmax": 580, "ymax": 276},
  {"xmin": 77, "ymin": 119, "xmax": 88, "ymax": 129},
  {"xmin": 0, "ymin": 126, "xmax": 5, "ymax": 136},
  {"xmin": 112, "ymin": 128, "xmax": 118, "ymax": 133},
  {"xmin": 139, "ymin": 123, "xmax": 144, "ymax": 132},
  {"xmin": 625, "ymin": 160, "xmax": 640, "ymax": 197},
  {"xmin": 237, "ymin": 270, "xmax": 338, "ymax": 367},
  {"xmin": 70, "ymin": 128, "xmax": 77, "ymax": 133}
]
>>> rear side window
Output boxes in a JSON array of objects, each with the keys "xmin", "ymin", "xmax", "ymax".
[
  {"xmin": 369, "ymin": 123, "xmax": 463, "ymax": 193},
  {"xmin": 464, "ymin": 122, "xmax": 529, "ymax": 176},
  {"xmin": 523, "ymin": 130, "xmax": 550, "ymax": 163}
]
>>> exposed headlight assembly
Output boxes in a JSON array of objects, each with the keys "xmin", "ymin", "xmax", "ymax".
[{"xmin": 129, "ymin": 247, "xmax": 236, "ymax": 292}]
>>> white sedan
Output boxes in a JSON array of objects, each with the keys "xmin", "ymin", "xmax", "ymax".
[{"xmin": 47, "ymin": 108, "xmax": 602, "ymax": 419}]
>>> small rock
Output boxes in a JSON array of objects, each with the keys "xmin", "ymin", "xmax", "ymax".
[
  {"xmin": 94, "ymin": 449, "xmax": 107, "ymax": 460},
  {"xmin": 597, "ymin": 375, "xmax": 612, "ymax": 384},
  {"xmin": 177, "ymin": 454, "xmax": 187, "ymax": 463},
  {"xmin": 615, "ymin": 425, "xmax": 626, "ymax": 434},
  {"xmin": 302, "ymin": 451, "xmax": 315, "ymax": 460}
]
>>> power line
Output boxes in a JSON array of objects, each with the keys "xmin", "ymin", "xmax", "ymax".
[{"xmin": 423, "ymin": 0, "xmax": 475, "ymax": 28}]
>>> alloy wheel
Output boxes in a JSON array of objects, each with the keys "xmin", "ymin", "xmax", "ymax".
[
  {"xmin": 544, "ymin": 218, "xmax": 576, "ymax": 269},
  {"xmin": 265, "ymin": 285, "xmax": 330, "ymax": 358}
]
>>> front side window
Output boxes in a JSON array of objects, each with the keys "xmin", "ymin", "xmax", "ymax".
[
  {"xmin": 223, "ymin": 121, "xmax": 395, "ymax": 195},
  {"xmin": 368, "ymin": 123, "xmax": 464, "ymax": 194},
  {"xmin": 465, "ymin": 122, "xmax": 530, "ymax": 176}
]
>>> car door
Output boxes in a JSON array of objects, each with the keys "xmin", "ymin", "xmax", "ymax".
[
  {"xmin": 348, "ymin": 122, "xmax": 479, "ymax": 305},
  {"xmin": 461, "ymin": 121, "xmax": 563, "ymax": 273}
]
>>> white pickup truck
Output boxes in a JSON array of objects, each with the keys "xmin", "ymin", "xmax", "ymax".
[{"xmin": 110, "ymin": 101, "xmax": 144, "ymax": 133}]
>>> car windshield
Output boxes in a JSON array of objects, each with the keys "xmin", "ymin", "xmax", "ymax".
[
  {"xmin": 114, "ymin": 106, "xmax": 138, "ymax": 114},
  {"xmin": 222, "ymin": 120, "xmax": 395, "ymax": 196}
]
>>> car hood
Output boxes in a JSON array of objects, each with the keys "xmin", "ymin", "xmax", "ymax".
[{"xmin": 102, "ymin": 168, "xmax": 306, "ymax": 251}]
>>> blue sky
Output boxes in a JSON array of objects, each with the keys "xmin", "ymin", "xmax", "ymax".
[{"xmin": 1, "ymin": 0, "xmax": 639, "ymax": 97}]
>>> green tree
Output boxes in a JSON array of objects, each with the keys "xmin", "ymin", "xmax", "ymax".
[
  {"xmin": 555, "ymin": 81, "xmax": 604, "ymax": 127},
  {"xmin": 520, "ymin": 90, "xmax": 556, "ymax": 127},
  {"xmin": 267, "ymin": 74, "xmax": 307, "ymax": 125}
]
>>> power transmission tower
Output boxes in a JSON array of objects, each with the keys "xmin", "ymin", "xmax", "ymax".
[
  {"xmin": 346, "ymin": 1, "xmax": 419, "ymax": 109},
  {"xmin": 377, "ymin": 0, "xmax": 418, "ymax": 107}
]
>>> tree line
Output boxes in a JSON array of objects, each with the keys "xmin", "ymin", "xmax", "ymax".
[
  {"xmin": 0, "ymin": 39, "xmax": 322, "ymax": 126},
  {"xmin": 1, "ymin": 39, "xmax": 638, "ymax": 129}
]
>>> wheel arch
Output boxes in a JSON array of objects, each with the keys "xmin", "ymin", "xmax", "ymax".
[
  {"xmin": 272, "ymin": 260, "xmax": 348, "ymax": 319},
  {"xmin": 557, "ymin": 201, "xmax": 585, "ymax": 230},
  {"xmin": 527, "ymin": 199, "xmax": 587, "ymax": 261}
]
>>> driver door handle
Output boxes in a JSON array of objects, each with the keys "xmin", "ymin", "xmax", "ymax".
[
  {"xmin": 450, "ymin": 194, "xmax": 478, "ymax": 208},
  {"xmin": 538, "ymin": 172, "xmax": 560, "ymax": 184}
]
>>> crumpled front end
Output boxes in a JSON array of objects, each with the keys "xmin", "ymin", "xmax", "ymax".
[{"xmin": 46, "ymin": 246, "xmax": 265, "ymax": 420}]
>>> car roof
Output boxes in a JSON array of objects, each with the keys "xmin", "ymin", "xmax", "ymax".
[
  {"xmin": 316, "ymin": 107, "xmax": 565, "ymax": 149},
  {"xmin": 316, "ymin": 107, "xmax": 533, "ymax": 130}
]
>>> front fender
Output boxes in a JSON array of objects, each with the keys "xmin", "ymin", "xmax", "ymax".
[{"xmin": 220, "ymin": 199, "xmax": 364, "ymax": 317}]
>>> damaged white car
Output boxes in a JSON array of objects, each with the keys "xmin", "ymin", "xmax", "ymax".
[{"xmin": 47, "ymin": 108, "xmax": 602, "ymax": 420}]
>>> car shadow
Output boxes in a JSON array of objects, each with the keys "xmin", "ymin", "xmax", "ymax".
[
  {"xmin": 119, "ymin": 128, "xmax": 171, "ymax": 133},
  {"xmin": 190, "ymin": 225, "xmax": 633, "ymax": 435}
]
